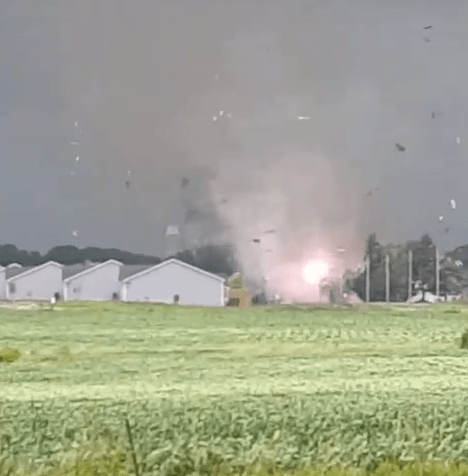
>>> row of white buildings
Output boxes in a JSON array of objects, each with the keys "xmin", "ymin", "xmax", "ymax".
[{"xmin": 0, "ymin": 258, "xmax": 229, "ymax": 306}]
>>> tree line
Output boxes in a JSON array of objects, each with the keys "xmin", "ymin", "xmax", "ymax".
[{"xmin": 347, "ymin": 233, "xmax": 468, "ymax": 301}]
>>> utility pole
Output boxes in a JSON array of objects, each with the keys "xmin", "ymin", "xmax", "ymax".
[
  {"xmin": 365, "ymin": 255, "xmax": 370, "ymax": 302},
  {"xmin": 385, "ymin": 254, "xmax": 390, "ymax": 302},
  {"xmin": 408, "ymin": 249, "xmax": 413, "ymax": 301},
  {"xmin": 435, "ymin": 246, "xmax": 440, "ymax": 299}
]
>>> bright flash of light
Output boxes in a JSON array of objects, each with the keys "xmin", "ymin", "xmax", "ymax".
[{"xmin": 302, "ymin": 259, "xmax": 329, "ymax": 285}]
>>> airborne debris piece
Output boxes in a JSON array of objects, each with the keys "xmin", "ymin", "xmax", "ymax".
[
  {"xmin": 220, "ymin": 198, "xmax": 228, "ymax": 204},
  {"xmin": 439, "ymin": 216, "xmax": 444, "ymax": 221},
  {"xmin": 181, "ymin": 177, "xmax": 189, "ymax": 189},
  {"xmin": 72, "ymin": 231, "xmax": 77, "ymax": 237},
  {"xmin": 226, "ymin": 113, "xmax": 232, "ymax": 118},
  {"xmin": 212, "ymin": 116, "xmax": 218, "ymax": 122},
  {"xmin": 445, "ymin": 227, "xmax": 450, "ymax": 233},
  {"xmin": 337, "ymin": 248, "xmax": 346, "ymax": 253},
  {"xmin": 70, "ymin": 141, "xmax": 79, "ymax": 146},
  {"xmin": 432, "ymin": 112, "xmax": 435, "ymax": 119},
  {"xmin": 423, "ymin": 25, "xmax": 433, "ymax": 30},
  {"xmin": 424, "ymin": 37, "xmax": 431, "ymax": 42},
  {"xmin": 367, "ymin": 191, "xmax": 372, "ymax": 196},
  {"xmin": 219, "ymin": 111, "xmax": 224, "ymax": 117},
  {"xmin": 455, "ymin": 260, "xmax": 463, "ymax": 267},
  {"xmin": 457, "ymin": 137, "xmax": 461, "ymax": 144},
  {"xmin": 75, "ymin": 156, "xmax": 79, "ymax": 162},
  {"xmin": 395, "ymin": 143, "xmax": 406, "ymax": 152},
  {"xmin": 127, "ymin": 171, "xmax": 131, "ymax": 175},
  {"xmin": 125, "ymin": 181, "xmax": 130, "ymax": 189},
  {"xmin": 165, "ymin": 225, "xmax": 179, "ymax": 236},
  {"xmin": 252, "ymin": 239, "xmax": 260, "ymax": 243},
  {"xmin": 297, "ymin": 116, "xmax": 310, "ymax": 120},
  {"xmin": 450, "ymin": 199, "xmax": 456, "ymax": 209},
  {"xmin": 264, "ymin": 229, "xmax": 276, "ymax": 234}
]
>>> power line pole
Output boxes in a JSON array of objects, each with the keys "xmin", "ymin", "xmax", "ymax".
[
  {"xmin": 408, "ymin": 249, "xmax": 413, "ymax": 301},
  {"xmin": 365, "ymin": 255, "xmax": 370, "ymax": 302},
  {"xmin": 435, "ymin": 246, "xmax": 440, "ymax": 299},
  {"xmin": 385, "ymin": 254, "xmax": 390, "ymax": 302}
]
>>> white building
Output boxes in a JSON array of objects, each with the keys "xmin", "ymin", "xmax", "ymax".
[
  {"xmin": 121, "ymin": 258, "xmax": 226, "ymax": 306},
  {"xmin": 5, "ymin": 261, "xmax": 63, "ymax": 301},
  {"xmin": 63, "ymin": 259, "xmax": 123, "ymax": 301}
]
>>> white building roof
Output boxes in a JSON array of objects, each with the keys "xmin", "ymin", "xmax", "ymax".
[{"xmin": 121, "ymin": 258, "xmax": 225, "ymax": 283}]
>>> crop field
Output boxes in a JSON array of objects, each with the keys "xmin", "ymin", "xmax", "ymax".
[{"xmin": 0, "ymin": 302, "xmax": 468, "ymax": 475}]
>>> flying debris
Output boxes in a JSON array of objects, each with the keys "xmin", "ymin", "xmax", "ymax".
[
  {"xmin": 264, "ymin": 229, "xmax": 276, "ymax": 234},
  {"xmin": 226, "ymin": 113, "xmax": 232, "ymax": 118},
  {"xmin": 72, "ymin": 231, "xmax": 77, "ymax": 237},
  {"xmin": 74, "ymin": 121, "xmax": 78, "ymax": 128},
  {"xmin": 395, "ymin": 143, "xmax": 406, "ymax": 152},
  {"xmin": 366, "ymin": 191, "xmax": 372, "ymax": 197},
  {"xmin": 125, "ymin": 181, "xmax": 130, "ymax": 189},
  {"xmin": 220, "ymin": 198, "xmax": 228, "ymax": 205},
  {"xmin": 266, "ymin": 249, "xmax": 274, "ymax": 253},
  {"xmin": 181, "ymin": 177, "xmax": 189, "ymax": 189},
  {"xmin": 457, "ymin": 137, "xmax": 461, "ymax": 144},
  {"xmin": 127, "ymin": 171, "xmax": 131, "ymax": 175},
  {"xmin": 423, "ymin": 25, "xmax": 433, "ymax": 29},
  {"xmin": 424, "ymin": 37, "xmax": 431, "ymax": 42},
  {"xmin": 450, "ymin": 199, "xmax": 456, "ymax": 209},
  {"xmin": 70, "ymin": 141, "xmax": 79, "ymax": 146},
  {"xmin": 219, "ymin": 111, "xmax": 224, "ymax": 117},
  {"xmin": 439, "ymin": 216, "xmax": 444, "ymax": 221},
  {"xmin": 455, "ymin": 260, "xmax": 463, "ymax": 267},
  {"xmin": 75, "ymin": 156, "xmax": 79, "ymax": 162},
  {"xmin": 212, "ymin": 116, "xmax": 218, "ymax": 122},
  {"xmin": 431, "ymin": 112, "xmax": 435, "ymax": 119},
  {"xmin": 445, "ymin": 228, "xmax": 450, "ymax": 233},
  {"xmin": 252, "ymin": 239, "xmax": 261, "ymax": 243},
  {"xmin": 337, "ymin": 248, "xmax": 346, "ymax": 253},
  {"xmin": 374, "ymin": 188, "xmax": 380, "ymax": 191},
  {"xmin": 297, "ymin": 116, "xmax": 310, "ymax": 120}
]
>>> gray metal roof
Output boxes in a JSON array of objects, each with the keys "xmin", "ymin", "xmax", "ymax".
[
  {"xmin": 62, "ymin": 263, "xmax": 96, "ymax": 280},
  {"xmin": 5, "ymin": 266, "xmax": 34, "ymax": 280},
  {"xmin": 119, "ymin": 265, "xmax": 153, "ymax": 281}
]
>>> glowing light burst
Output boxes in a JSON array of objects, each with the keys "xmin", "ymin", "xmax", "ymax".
[{"xmin": 302, "ymin": 259, "xmax": 329, "ymax": 285}]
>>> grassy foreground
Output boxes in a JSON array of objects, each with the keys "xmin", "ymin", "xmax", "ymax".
[{"xmin": 0, "ymin": 301, "xmax": 468, "ymax": 475}]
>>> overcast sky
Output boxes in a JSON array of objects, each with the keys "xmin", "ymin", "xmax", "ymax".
[{"xmin": 1, "ymin": 0, "xmax": 467, "ymax": 274}]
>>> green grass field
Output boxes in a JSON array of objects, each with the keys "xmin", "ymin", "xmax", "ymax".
[{"xmin": 1, "ymin": 302, "xmax": 468, "ymax": 475}]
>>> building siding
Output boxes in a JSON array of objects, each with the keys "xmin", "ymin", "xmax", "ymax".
[
  {"xmin": 64, "ymin": 261, "xmax": 122, "ymax": 301},
  {"xmin": 6, "ymin": 264, "xmax": 63, "ymax": 300},
  {"xmin": 123, "ymin": 262, "xmax": 224, "ymax": 306},
  {"xmin": 0, "ymin": 269, "xmax": 5, "ymax": 300}
]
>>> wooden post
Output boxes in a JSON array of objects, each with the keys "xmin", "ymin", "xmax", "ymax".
[
  {"xmin": 435, "ymin": 246, "xmax": 440, "ymax": 299},
  {"xmin": 385, "ymin": 255, "xmax": 390, "ymax": 302},
  {"xmin": 408, "ymin": 249, "xmax": 413, "ymax": 301},
  {"xmin": 365, "ymin": 255, "xmax": 370, "ymax": 302}
]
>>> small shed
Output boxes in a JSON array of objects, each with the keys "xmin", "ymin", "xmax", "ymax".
[
  {"xmin": 120, "ymin": 258, "xmax": 225, "ymax": 306},
  {"xmin": 5, "ymin": 261, "xmax": 63, "ymax": 301},
  {"xmin": 63, "ymin": 259, "xmax": 123, "ymax": 301}
]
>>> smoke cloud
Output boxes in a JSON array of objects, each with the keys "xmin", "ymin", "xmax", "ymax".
[{"xmin": 2, "ymin": 0, "xmax": 467, "ymax": 300}]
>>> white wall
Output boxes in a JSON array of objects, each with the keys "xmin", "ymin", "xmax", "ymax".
[
  {"xmin": 0, "ymin": 269, "xmax": 6, "ymax": 300},
  {"xmin": 7, "ymin": 264, "xmax": 63, "ymax": 300},
  {"xmin": 64, "ymin": 262, "xmax": 121, "ymax": 301},
  {"xmin": 123, "ymin": 262, "xmax": 224, "ymax": 306}
]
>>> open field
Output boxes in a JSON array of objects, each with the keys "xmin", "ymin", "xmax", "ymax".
[{"xmin": 0, "ymin": 302, "xmax": 468, "ymax": 474}]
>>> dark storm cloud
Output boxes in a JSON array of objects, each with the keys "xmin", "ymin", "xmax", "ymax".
[{"xmin": 0, "ymin": 0, "xmax": 467, "ymax": 290}]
